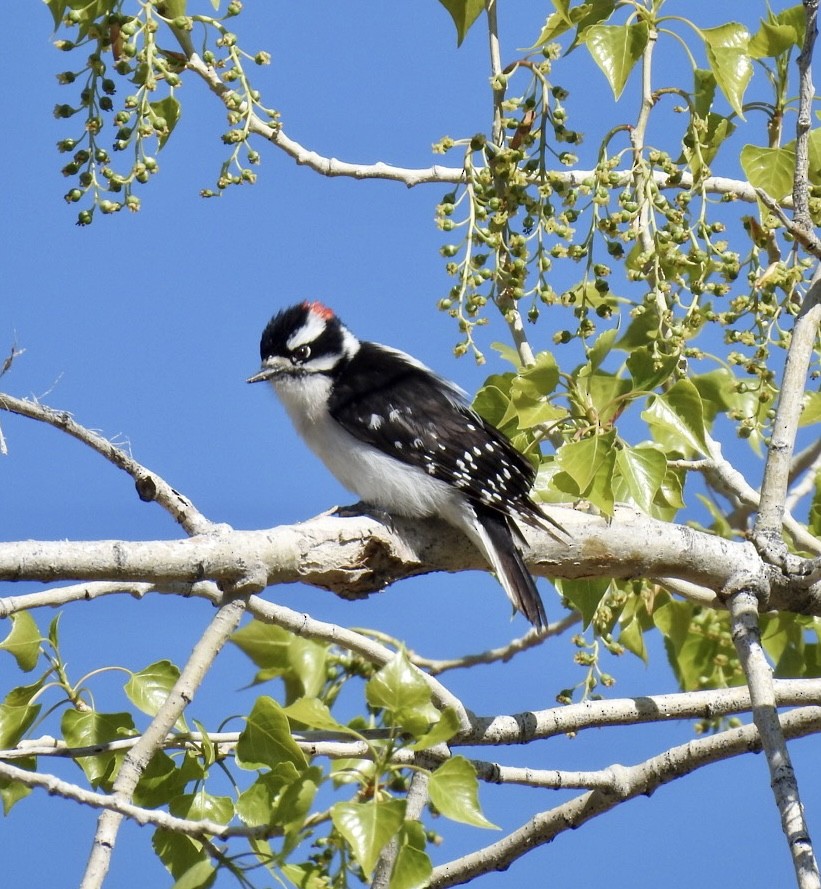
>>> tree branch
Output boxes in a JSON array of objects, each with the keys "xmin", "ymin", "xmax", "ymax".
[
  {"xmin": 725, "ymin": 581, "xmax": 820, "ymax": 889},
  {"xmin": 79, "ymin": 594, "xmax": 251, "ymax": 889},
  {"xmin": 754, "ymin": 272, "xmax": 821, "ymax": 566},
  {"xmin": 792, "ymin": 0, "xmax": 819, "ymax": 233},
  {"xmin": 181, "ymin": 49, "xmax": 768, "ymax": 203},
  {"xmin": 2, "ymin": 504, "xmax": 818, "ymax": 613},
  {"xmin": 0, "ymin": 393, "xmax": 211, "ymax": 535},
  {"xmin": 429, "ymin": 706, "xmax": 821, "ymax": 888}
]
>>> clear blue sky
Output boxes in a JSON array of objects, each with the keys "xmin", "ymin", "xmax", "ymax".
[{"xmin": 2, "ymin": 2, "xmax": 817, "ymax": 887}]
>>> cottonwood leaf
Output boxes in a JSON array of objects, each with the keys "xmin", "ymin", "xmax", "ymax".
[
  {"xmin": 614, "ymin": 444, "xmax": 667, "ymax": 513},
  {"xmin": 61, "ymin": 709, "xmax": 136, "ymax": 787},
  {"xmin": 124, "ymin": 660, "xmax": 187, "ymax": 731},
  {"xmin": 390, "ymin": 821, "xmax": 432, "ymax": 889},
  {"xmin": 740, "ymin": 145, "xmax": 795, "ymax": 200},
  {"xmin": 701, "ymin": 23, "xmax": 752, "ymax": 117},
  {"xmin": 366, "ymin": 650, "xmax": 435, "ymax": 726},
  {"xmin": 558, "ymin": 578, "xmax": 611, "ymax": 628},
  {"xmin": 436, "ymin": 0, "xmax": 484, "ymax": 46},
  {"xmin": 428, "ymin": 756, "xmax": 498, "ymax": 828},
  {"xmin": 0, "ymin": 612, "xmax": 41, "ymax": 673},
  {"xmin": 583, "ymin": 22, "xmax": 648, "ymax": 99},
  {"xmin": 236, "ymin": 696, "xmax": 307, "ymax": 772},
  {"xmin": 642, "ymin": 379, "xmax": 710, "ymax": 456},
  {"xmin": 171, "ymin": 860, "xmax": 216, "ymax": 889},
  {"xmin": 331, "ymin": 798, "xmax": 406, "ymax": 876}
]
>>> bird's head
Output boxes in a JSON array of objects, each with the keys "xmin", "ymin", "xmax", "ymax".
[{"xmin": 247, "ymin": 301, "xmax": 360, "ymax": 385}]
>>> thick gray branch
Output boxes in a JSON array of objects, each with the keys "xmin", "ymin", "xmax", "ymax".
[{"xmin": 1, "ymin": 505, "xmax": 818, "ymax": 613}]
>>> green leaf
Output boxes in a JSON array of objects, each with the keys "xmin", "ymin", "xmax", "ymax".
[
  {"xmin": 149, "ymin": 96, "xmax": 181, "ymax": 149},
  {"xmin": 284, "ymin": 697, "xmax": 358, "ymax": 735},
  {"xmin": 641, "ymin": 379, "xmax": 710, "ymax": 456},
  {"xmin": 692, "ymin": 68, "xmax": 717, "ymax": 117},
  {"xmin": 271, "ymin": 766, "xmax": 321, "ymax": 838},
  {"xmin": 428, "ymin": 756, "xmax": 498, "ymax": 828},
  {"xmin": 0, "ymin": 756, "xmax": 34, "ymax": 814},
  {"xmin": 504, "ymin": 351, "xmax": 564, "ymax": 429},
  {"xmin": 530, "ymin": 0, "xmax": 617, "ymax": 50},
  {"xmin": 409, "ymin": 706, "xmax": 462, "ymax": 751},
  {"xmin": 749, "ymin": 19, "xmax": 799, "ymax": 59},
  {"xmin": 473, "ymin": 374, "xmax": 515, "ymax": 430},
  {"xmin": 809, "ymin": 472, "xmax": 821, "ymax": 538},
  {"xmin": 366, "ymin": 650, "xmax": 432, "ymax": 718},
  {"xmin": 0, "ymin": 613, "xmax": 41, "ymax": 672},
  {"xmin": 236, "ymin": 696, "xmax": 307, "ymax": 773},
  {"xmin": 236, "ymin": 764, "xmax": 302, "ymax": 827},
  {"xmin": 682, "ymin": 111, "xmax": 735, "ymax": 179},
  {"xmin": 45, "ymin": 0, "xmax": 69, "ymax": 29},
  {"xmin": 625, "ymin": 347, "xmax": 679, "ymax": 394},
  {"xmin": 749, "ymin": 6, "xmax": 804, "ymax": 58},
  {"xmin": 618, "ymin": 613, "xmax": 648, "ymax": 662},
  {"xmin": 557, "ymin": 577, "xmax": 611, "ymax": 628},
  {"xmin": 553, "ymin": 431, "xmax": 617, "ymax": 515},
  {"xmin": 152, "ymin": 828, "xmax": 208, "ymax": 881},
  {"xmin": 170, "ymin": 789, "xmax": 234, "ymax": 826},
  {"xmin": 614, "ymin": 445, "xmax": 667, "ymax": 514},
  {"xmin": 61, "ymin": 710, "xmax": 137, "ymax": 787},
  {"xmin": 331, "ymin": 798, "xmax": 406, "ymax": 875},
  {"xmin": 740, "ymin": 145, "xmax": 795, "ymax": 201},
  {"xmin": 232, "ymin": 620, "xmax": 293, "ymax": 672},
  {"xmin": 583, "ymin": 22, "xmax": 649, "ymax": 99},
  {"xmin": 287, "ymin": 636, "xmax": 327, "ymax": 698},
  {"xmin": 134, "ymin": 751, "xmax": 204, "ymax": 808},
  {"xmin": 124, "ymin": 660, "xmax": 187, "ymax": 731},
  {"xmin": 436, "ymin": 0, "xmax": 484, "ymax": 46},
  {"xmin": 390, "ymin": 821, "xmax": 432, "ymax": 889},
  {"xmin": 0, "ymin": 680, "xmax": 44, "ymax": 749},
  {"xmin": 586, "ymin": 327, "xmax": 619, "ymax": 372},
  {"xmin": 700, "ymin": 23, "xmax": 752, "ymax": 118},
  {"xmin": 800, "ymin": 391, "xmax": 821, "ymax": 427},
  {"xmin": 584, "ymin": 372, "xmax": 632, "ymax": 425},
  {"xmin": 171, "ymin": 860, "xmax": 216, "ymax": 889}
]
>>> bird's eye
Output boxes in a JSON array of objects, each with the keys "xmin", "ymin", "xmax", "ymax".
[{"xmin": 291, "ymin": 344, "xmax": 312, "ymax": 364}]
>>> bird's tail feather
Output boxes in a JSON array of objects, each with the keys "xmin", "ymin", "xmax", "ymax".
[{"xmin": 469, "ymin": 508, "xmax": 547, "ymax": 630}]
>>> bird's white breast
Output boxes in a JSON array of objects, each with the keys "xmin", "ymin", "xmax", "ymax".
[{"xmin": 269, "ymin": 375, "xmax": 462, "ymax": 519}]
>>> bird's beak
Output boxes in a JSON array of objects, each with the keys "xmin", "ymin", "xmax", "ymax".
[{"xmin": 246, "ymin": 366, "xmax": 279, "ymax": 384}]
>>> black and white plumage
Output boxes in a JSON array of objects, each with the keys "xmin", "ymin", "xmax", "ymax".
[{"xmin": 247, "ymin": 301, "xmax": 549, "ymax": 628}]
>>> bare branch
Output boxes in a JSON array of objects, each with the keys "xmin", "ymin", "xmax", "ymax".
[
  {"xmin": 792, "ymin": 0, "xmax": 819, "ymax": 232},
  {"xmin": 4, "ymin": 503, "xmax": 819, "ymax": 613},
  {"xmin": 0, "ymin": 393, "xmax": 212, "ymax": 536},
  {"xmin": 0, "ymin": 759, "xmax": 270, "ymax": 840},
  {"xmin": 408, "ymin": 611, "xmax": 579, "ymax": 674},
  {"xmin": 755, "ymin": 272, "xmax": 821, "ymax": 564},
  {"xmin": 79, "ymin": 595, "xmax": 251, "ymax": 889},
  {"xmin": 756, "ymin": 187, "xmax": 821, "ymax": 259},
  {"xmin": 429, "ymin": 706, "xmax": 821, "ymax": 888},
  {"xmin": 725, "ymin": 581, "xmax": 820, "ymax": 888}
]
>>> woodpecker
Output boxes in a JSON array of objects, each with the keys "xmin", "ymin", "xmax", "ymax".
[{"xmin": 247, "ymin": 301, "xmax": 550, "ymax": 628}]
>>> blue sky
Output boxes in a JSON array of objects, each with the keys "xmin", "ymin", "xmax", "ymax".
[{"xmin": 2, "ymin": 2, "xmax": 819, "ymax": 887}]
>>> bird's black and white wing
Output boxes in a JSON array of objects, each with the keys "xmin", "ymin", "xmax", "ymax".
[{"xmin": 328, "ymin": 342, "xmax": 541, "ymax": 524}]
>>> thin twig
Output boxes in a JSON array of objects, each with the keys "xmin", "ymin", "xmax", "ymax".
[
  {"xmin": 79, "ymin": 595, "xmax": 251, "ymax": 889},
  {"xmin": 428, "ymin": 706, "xmax": 821, "ymax": 888},
  {"xmin": 408, "ymin": 611, "xmax": 579, "ymax": 674},
  {"xmin": 754, "ymin": 271, "xmax": 821, "ymax": 567},
  {"xmin": 792, "ymin": 0, "xmax": 819, "ymax": 233},
  {"xmin": 0, "ymin": 393, "xmax": 211, "ymax": 535}
]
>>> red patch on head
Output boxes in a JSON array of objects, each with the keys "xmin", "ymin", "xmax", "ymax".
[{"xmin": 304, "ymin": 301, "xmax": 334, "ymax": 320}]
